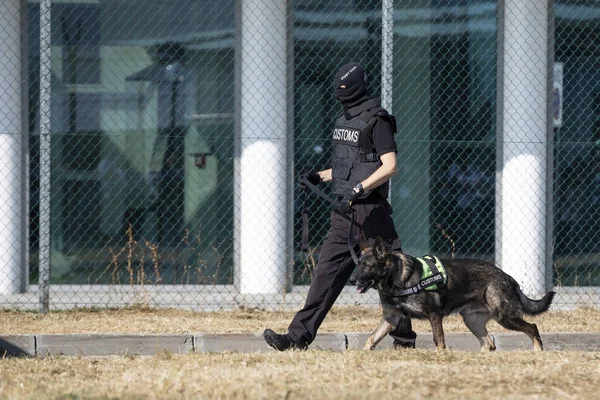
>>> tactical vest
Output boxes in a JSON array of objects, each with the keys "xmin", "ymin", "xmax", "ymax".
[{"xmin": 331, "ymin": 98, "xmax": 397, "ymax": 199}]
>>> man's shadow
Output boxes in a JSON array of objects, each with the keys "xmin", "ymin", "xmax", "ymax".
[{"xmin": 0, "ymin": 338, "xmax": 32, "ymax": 357}]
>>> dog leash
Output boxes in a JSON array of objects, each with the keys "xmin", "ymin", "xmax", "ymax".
[{"xmin": 299, "ymin": 176, "xmax": 360, "ymax": 265}]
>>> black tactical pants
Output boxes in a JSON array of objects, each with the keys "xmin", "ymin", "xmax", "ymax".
[{"xmin": 287, "ymin": 200, "xmax": 416, "ymax": 347}]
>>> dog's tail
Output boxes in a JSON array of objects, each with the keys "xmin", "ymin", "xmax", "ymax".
[{"xmin": 518, "ymin": 289, "xmax": 556, "ymax": 315}]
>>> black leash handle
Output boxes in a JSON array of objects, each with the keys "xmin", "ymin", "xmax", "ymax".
[
  {"xmin": 298, "ymin": 176, "xmax": 361, "ymax": 265},
  {"xmin": 298, "ymin": 176, "xmax": 338, "ymax": 206},
  {"xmin": 301, "ymin": 188, "xmax": 309, "ymax": 251},
  {"xmin": 347, "ymin": 209, "xmax": 360, "ymax": 265}
]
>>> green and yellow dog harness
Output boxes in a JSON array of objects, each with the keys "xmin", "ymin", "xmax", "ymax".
[{"xmin": 391, "ymin": 255, "xmax": 448, "ymax": 297}]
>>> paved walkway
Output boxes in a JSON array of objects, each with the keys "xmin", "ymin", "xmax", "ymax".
[{"xmin": 1, "ymin": 332, "xmax": 598, "ymax": 356}]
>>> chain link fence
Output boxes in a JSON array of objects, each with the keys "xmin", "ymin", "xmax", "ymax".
[{"xmin": 1, "ymin": 0, "xmax": 600, "ymax": 311}]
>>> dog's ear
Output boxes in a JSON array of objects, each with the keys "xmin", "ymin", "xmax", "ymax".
[
  {"xmin": 359, "ymin": 233, "xmax": 370, "ymax": 251},
  {"xmin": 393, "ymin": 254, "xmax": 412, "ymax": 287},
  {"xmin": 373, "ymin": 236, "xmax": 388, "ymax": 263}
]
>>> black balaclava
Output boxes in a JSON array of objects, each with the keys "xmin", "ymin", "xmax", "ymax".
[{"xmin": 333, "ymin": 63, "xmax": 370, "ymax": 109}]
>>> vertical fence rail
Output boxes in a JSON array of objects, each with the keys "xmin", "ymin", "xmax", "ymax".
[
  {"xmin": 381, "ymin": 0, "xmax": 393, "ymax": 112},
  {"xmin": 381, "ymin": 0, "xmax": 394, "ymax": 204},
  {"xmin": 38, "ymin": 0, "xmax": 52, "ymax": 313}
]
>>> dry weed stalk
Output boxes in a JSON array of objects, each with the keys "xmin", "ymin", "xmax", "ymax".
[
  {"xmin": 299, "ymin": 246, "xmax": 318, "ymax": 283},
  {"xmin": 434, "ymin": 223, "xmax": 456, "ymax": 258},
  {"xmin": 97, "ymin": 224, "xmax": 225, "ymax": 288}
]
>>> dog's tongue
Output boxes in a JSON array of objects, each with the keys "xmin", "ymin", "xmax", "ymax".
[{"xmin": 357, "ymin": 287, "xmax": 365, "ymax": 294}]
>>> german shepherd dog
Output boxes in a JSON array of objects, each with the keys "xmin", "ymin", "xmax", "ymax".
[{"xmin": 351, "ymin": 237, "xmax": 556, "ymax": 352}]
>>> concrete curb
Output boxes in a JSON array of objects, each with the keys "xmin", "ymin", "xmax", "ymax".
[
  {"xmin": 36, "ymin": 334, "xmax": 194, "ymax": 357},
  {"xmin": 194, "ymin": 333, "xmax": 346, "ymax": 353},
  {"xmin": 1, "ymin": 333, "xmax": 599, "ymax": 357},
  {"xmin": 346, "ymin": 332, "xmax": 600, "ymax": 351},
  {"xmin": 0, "ymin": 335, "xmax": 36, "ymax": 356}
]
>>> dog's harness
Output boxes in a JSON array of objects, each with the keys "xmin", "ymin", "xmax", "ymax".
[
  {"xmin": 387, "ymin": 255, "xmax": 448, "ymax": 297},
  {"xmin": 299, "ymin": 176, "xmax": 361, "ymax": 265}
]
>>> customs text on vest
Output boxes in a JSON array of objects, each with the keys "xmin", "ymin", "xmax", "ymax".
[{"xmin": 331, "ymin": 98, "xmax": 397, "ymax": 199}]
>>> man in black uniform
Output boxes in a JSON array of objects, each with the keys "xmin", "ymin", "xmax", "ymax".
[{"xmin": 263, "ymin": 63, "xmax": 416, "ymax": 351}]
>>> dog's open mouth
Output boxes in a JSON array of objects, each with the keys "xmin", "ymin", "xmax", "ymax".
[{"xmin": 356, "ymin": 280, "xmax": 375, "ymax": 294}]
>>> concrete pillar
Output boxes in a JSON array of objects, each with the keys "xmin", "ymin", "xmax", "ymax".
[
  {"xmin": 0, "ymin": 0, "xmax": 26, "ymax": 294},
  {"xmin": 497, "ymin": 0, "xmax": 551, "ymax": 295},
  {"xmin": 235, "ymin": 0, "xmax": 290, "ymax": 294}
]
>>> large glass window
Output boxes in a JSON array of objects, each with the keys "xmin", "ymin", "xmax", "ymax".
[
  {"xmin": 388, "ymin": 0, "xmax": 497, "ymax": 258},
  {"xmin": 427, "ymin": 1, "xmax": 497, "ymax": 257},
  {"xmin": 291, "ymin": 0, "xmax": 497, "ymax": 284},
  {"xmin": 28, "ymin": 0, "xmax": 235, "ymax": 284},
  {"xmin": 553, "ymin": 0, "xmax": 600, "ymax": 285}
]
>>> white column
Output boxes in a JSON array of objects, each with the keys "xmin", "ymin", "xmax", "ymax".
[
  {"xmin": 497, "ymin": 0, "xmax": 550, "ymax": 295},
  {"xmin": 235, "ymin": 0, "xmax": 290, "ymax": 294},
  {"xmin": 0, "ymin": 0, "xmax": 26, "ymax": 294}
]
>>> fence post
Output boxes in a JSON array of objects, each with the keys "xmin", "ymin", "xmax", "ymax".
[
  {"xmin": 0, "ymin": 0, "xmax": 26, "ymax": 295},
  {"xmin": 381, "ymin": 0, "xmax": 394, "ymax": 113},
  {"xmin": 382, "ymin": 0, "xmax": 394, "ymax": 204},
  {"xmin": 39, "ymin": 0, "xmax": 52, "ymax": 312},
  {"xmin": 497, "ymin": 0, "xmax": 550, "ymax": 296},
  {"xmin": 235, "ymin": 0, "xmax": 290, "ymax": 294}
]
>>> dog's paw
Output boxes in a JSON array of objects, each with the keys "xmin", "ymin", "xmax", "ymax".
[{"xmin": 363, "ymin": 338, "xmax": 376, "ymax": 351}]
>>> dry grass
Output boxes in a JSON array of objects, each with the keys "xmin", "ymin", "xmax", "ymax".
[
  {"xmin": 1, "ymin": 350, "xmax": 599, "ymax": 399},
  {"xmin": 2, "ymin": 307, "xmax": 600, "ymax": 399},
  {"xmin": 2, "ymin": 306, "xmax": 600, "ymax": 334}
]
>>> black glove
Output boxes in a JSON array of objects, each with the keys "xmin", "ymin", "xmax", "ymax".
[
  {"xmin": 299, "ymin": 172, "xmax": 322, "ymax": 190},
  {"xmin": 339, "ymin": 183, "xmax": 364, "ymax": 214}
]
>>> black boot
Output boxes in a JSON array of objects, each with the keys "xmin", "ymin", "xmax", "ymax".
[{"xmin": 263, "ymin": 329, "xmax": 308, "ymax": 351}]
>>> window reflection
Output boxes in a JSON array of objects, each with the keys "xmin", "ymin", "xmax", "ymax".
[{"xmin": 28, "ymin": 0, "xmax": 235, "ymax": 284}]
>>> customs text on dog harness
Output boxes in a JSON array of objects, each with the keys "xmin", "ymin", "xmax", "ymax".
[{"xmin": 389, "ymin": 255, "xmax": 448, "ymax": 297}]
